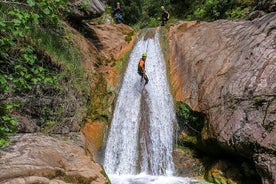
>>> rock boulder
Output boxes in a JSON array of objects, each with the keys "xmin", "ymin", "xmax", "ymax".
[
  {"xmin": 68, "ymin": 0, "xmax": 105, "ymax": 21},
  {"xmin": 0, "ymin": 134, "xmax": 109, "ymax": 184},
  {"xmin": 168, "ymin": 13, "xmax": 276, "ymax": 183}
]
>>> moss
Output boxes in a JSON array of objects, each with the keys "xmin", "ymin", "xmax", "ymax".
[
  {"xmin": 178, "ymin": 133, "xmax": 198, "ymax": 146},
  {"xmin": 124, "ymin": 30, "xmax": 135, "ymax": 43},
  {"xmin": 206, "ymin": 169, "xmax": 236, "ymax": 184},
  {"xmin": 253, "ymin": 96, "xmax": 266, "ymax": 108},
  {"xmin": 117, "ymin": 51, "xmax": 130, "ymax": 74},
  {"xmin": 88, "ymin": 74, "xmax": 113, "ymax": 123},
  {"xmin": 176, "ymin": 101, "xmax": 205, "ymax": 136},
  {"xmin": 100, "ymin": 169, "xmax": 111, "ymax": 184},
  {"xmin": 87, "ymin": 41, "xmax": 131, "ymax": 124},
  {"xmin": 174, "ymin": 145, "xmax": 206, "ymax": 179},
  {"xmin": 53, "ymin": 170, "xmax": 94, "ymax": 184}
]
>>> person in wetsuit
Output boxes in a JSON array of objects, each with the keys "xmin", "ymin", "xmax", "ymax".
[{"xmin": 137, "ymin": 53, "xmax": 149, "ymax": 85}]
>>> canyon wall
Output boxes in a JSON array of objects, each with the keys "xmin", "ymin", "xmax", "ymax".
[{"xmin": 168, "ymin": 13, "xmax": 276, "ymax": 183}]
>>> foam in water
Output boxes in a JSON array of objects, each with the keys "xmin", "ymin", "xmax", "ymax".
[{"xmin": 108, "ymin": 173, "xmax": 203, "ymax": 184}]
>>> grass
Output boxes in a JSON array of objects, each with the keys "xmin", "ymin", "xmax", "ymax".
[{"xmin": 29, "ymin": 25, "xmax": 90, "ymax": 101}]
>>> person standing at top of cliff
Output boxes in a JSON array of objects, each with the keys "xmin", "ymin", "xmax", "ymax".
[
  {"xmin": 113, "ymin": 2, "xmax": 124, "ymax": 23},
  {"xmin": 161, "ymin": 6, "xmax": 169, "ymax": 26},
  {"xmin": 137, "ymin": 53, "xmax": 149, "ymax": 85}
]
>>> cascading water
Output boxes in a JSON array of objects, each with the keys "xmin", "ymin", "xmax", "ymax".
[{"xmin": 103, "ymin": 28, "xmax": 206, "ymax": 184}]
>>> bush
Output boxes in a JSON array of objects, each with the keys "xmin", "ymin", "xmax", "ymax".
[
  {"xmin": 0, "ymin": 103, "xmax": 18, "ymax": 146},
  {"xmin": 176, "ymin": 101, "xmax": 205, "ymax": 136},
  {"xmin": 0, "ymin": 0, "xmax": 70, "ymax": 146}
]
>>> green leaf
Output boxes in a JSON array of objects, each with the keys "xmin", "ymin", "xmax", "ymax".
[
  {"xmin": 6, "ymin": 104, "xmax": 13, "ymax": 110},
  {"xmin": 0, "ymin": 22, "xmax": 6, "ymax": 27},
  {"xmin": 0, "ymin": 75, "xmax": 7, "ymax": 84},
  {"xmin": 10, "ymin": 119, "xmax": 18, "ymax": 125},
  {"xmin": 27, "ymin": 84, "xmax": 32, "ymax": 90},
  {"xmin": 27, "ymin": 0, "xmax": 36, "ymax": 7},
  {"xmin": 43, "ymin": 8, "xmax": 51, "ymax": 15},
  {"xmin": 2, "ymin": 115, "xmax": 11, "ymax": 121},
  {"xmin": 32, "ymin": 13, "xmax": 40, "ymax": 24},
  {"xmin": 32, "ymin": 78, "xmax": 39, "ymax": 84},
  {"xmin": 38, "ymin": 67, "xmax": 44, "ymax": 72},
  {"xmin": 13, "ymin": 19, "xmax": 21, "ymax": 26}
]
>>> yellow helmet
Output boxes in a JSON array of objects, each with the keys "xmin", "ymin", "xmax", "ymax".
[
  {"xmin": 142, "ymin": 53, "xmax": 147, "ymax": 57},
  {"xmin": 161, "ymin": 6, "xmax": 165, "ymax": 10}
]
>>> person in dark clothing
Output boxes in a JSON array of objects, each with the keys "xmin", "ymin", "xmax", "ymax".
[
  {"xmin": 113, "ymin": 2, "xmax": 124, "ymax": 23},
  {"xmin": 161, "ymin": 6, "xmax": 169, "ymax": 26},
  {"xmin": 137, "ymin": 53, "xmax": 149, "ymax": 85}
]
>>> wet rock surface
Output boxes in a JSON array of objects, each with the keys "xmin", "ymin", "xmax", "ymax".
[{"xmin": 168, "ymin": 13, "xmax": 276, "ymax": 183}]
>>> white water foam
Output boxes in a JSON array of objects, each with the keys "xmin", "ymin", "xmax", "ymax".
[{"xmin": 108, "ymin": 173, "xmax": 202, "ymax": 184}]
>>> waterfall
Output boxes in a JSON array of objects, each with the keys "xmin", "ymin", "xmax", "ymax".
[{"xmin": 103, "ymin": 28, "xmax": 204, "ymax": 184}]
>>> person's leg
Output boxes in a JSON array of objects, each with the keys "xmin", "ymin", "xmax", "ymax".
[
  {"xmin": 119, "ymin": 15, "xmax": 124, "ymax": 23},
  {"xmin": 138, "ymin": 72, "xmax": 143, "ymax": 82},
  {"xmin": 144, "ymin": 74, "xmax": 149, "ymax": 84}
]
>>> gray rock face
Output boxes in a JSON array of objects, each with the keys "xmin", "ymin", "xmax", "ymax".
[
  {"xmin": 168, "ymin": 13, "xmax": 276, "ymax": 183},
  {"xmin": 0, "ymin": 134, "xmax": 109, "ymax": 184},
  {"xmin": 68, "ymin": 0, "xmax": 105, "ymax": 20}
]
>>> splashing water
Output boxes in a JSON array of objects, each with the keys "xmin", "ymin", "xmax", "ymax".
[{"xmin": 103, "ymin": 28, "xmax": 208, "ymax": 184}]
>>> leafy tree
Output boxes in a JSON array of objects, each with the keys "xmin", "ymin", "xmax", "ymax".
[
  {"xmin": 107, "ymin": 0, "xmax": 259, "ymax": 25},
  {"xmin": 170, "ymin": 0, "xmax": 258, "ymax": 21}
]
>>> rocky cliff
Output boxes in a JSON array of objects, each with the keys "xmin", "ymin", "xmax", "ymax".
[{"xmin": 168, "ymin": 13, "xmax": 276, "ymax": 183}]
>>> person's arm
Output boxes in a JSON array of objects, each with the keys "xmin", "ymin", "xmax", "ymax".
[{"xmin": 142, "ymin": 63, "xmax": 146, "ymax": 74}]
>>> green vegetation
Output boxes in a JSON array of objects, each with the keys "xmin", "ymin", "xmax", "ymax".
[
  {"xmin": 188, "ymin": 0, "xmax": 256, "ymax": 21},
  {"xmin": 0, "ymin": 0, "xmax": 89, "ymax": 146},
  {"xmin": 253, "ymin": 96, "xmax": 266, "ymax": 107},
  {"xmin": 176, "ymin": 101, "xmax": 205, "ymax": 136},
  {"xmin": 108, "ymin": 0, "xmax": 259, "ymax": 27},
  {"xmin": 0, "ymin": 102, "xmax": 18, "ymax": 146},
  {"xmin": 124, "ymin": 30, "xmax": 135, "ymax": 43}
]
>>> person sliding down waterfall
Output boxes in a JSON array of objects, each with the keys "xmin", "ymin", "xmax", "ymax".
[{"xmin": 137, "ymin": 53, "xmax": 149, "ymax": 85}]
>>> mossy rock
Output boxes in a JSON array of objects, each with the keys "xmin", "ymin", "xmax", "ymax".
[{"xmin": 207, "ymin": 169, "xmax": 236, "ymax": 184}]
